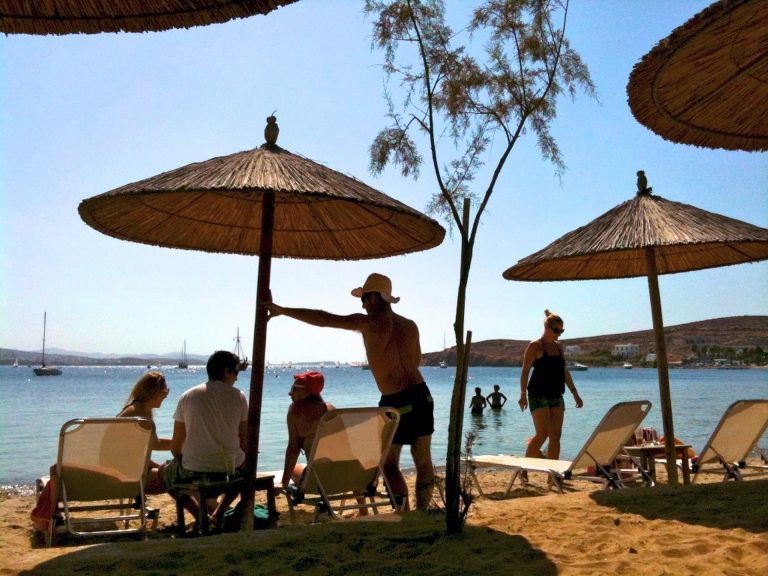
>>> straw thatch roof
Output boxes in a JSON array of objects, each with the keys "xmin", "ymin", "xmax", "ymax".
[
  {"xmin": 503, "ymin": 191, "xmax": 768, "ymax": 281},
  {"xmin": 627, "ymin": 0, "xmax": 768, "ymax": 151},
  {"xmin": 0, "ymin": 0, "xmax": 297, "ymax": 35},
  {"xmin": 78, "ymin": 142, "xmax": 445, "ymax": 260}
]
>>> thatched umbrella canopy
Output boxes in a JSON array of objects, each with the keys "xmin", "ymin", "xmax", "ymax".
[
  {"xmin": 503, "ymin": 175, "xmax": 768, "ymax": 484},
  {"xmin": 78, "ymin": 143, "xmax": 444, "ymax": 260},
  {"xmin": 0, "ymin": 0, "xmax": 297, "ymax": 35},
  {"xmin": 79, "ymin": 117, "xmax": 445, "ymax": 499},
  {"xmin": 627, "ymin": 0, "xmax": 768, "ymax": 151}
]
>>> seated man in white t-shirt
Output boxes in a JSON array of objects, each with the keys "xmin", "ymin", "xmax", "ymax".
[{"xmin": 162, "ymin": 350, "xmax": 248, "ymax": 527}]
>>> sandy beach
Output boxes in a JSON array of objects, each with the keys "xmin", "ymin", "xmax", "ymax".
[{"xmin": 2, "ymin": 466, "xmax": 766, "ymax": 576}]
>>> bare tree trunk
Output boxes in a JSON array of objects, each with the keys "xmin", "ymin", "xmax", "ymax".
[{"xmin": 446, "ymin": 199, "xmax": 474, "ymax": 534}]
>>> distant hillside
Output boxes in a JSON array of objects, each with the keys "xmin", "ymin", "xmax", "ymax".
[
  {"xmin": 422, "ymin": 316, "xmax": 768, "ymax": 367},
  {"xmin": 0, "ymin": 348, "xmax": 209, "ymax": 367},
  {"xmin": 3, "ymin": 316, "xmax": 766, "ymax": 368}
]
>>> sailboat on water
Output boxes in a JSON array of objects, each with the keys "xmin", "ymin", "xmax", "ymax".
[
  {"xmin": 178, "ymin": 340, "xmax": 189, "ymax": 369},
  {"xmin": 439, "ymin": 333, "xmax": 448, "ymax": 368},
  {"xmin": 233, "ymin": 328, "xmax": 249, "ymax": 371},
  {"xmin": 33, "ymin": 312, "xmax": 62, "ymax": 376}
]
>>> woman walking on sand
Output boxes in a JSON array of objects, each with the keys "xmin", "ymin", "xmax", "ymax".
[{"xmin": 519, "ymin": 310, "xmax": 583, "ymax": 459}]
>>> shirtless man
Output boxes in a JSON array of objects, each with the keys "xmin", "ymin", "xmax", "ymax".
[
  {"xmin": 267, "ymin": 273, "xmax": 434, "ymax": 510},
  {"xmin": 486, "ymin": 384, "xmax": 507, "ymax": 411}
]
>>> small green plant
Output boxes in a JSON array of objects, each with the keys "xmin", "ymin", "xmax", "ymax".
[{"xmin": 458, "ymin": 431, "xmax": 478, "ymax": 527}]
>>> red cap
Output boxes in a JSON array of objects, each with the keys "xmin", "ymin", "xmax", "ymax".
[{"xmin": 293, "ymin": 371, "xmax": 324, "ymax": 396}]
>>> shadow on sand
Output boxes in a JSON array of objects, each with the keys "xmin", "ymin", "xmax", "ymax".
[
  {"xmin": 21, "ymin": 511, "xmax": 558, "ymax": 576},
  {"xmin": 590, "ymin": 479, "xmax": 768, "ymax": 534}
]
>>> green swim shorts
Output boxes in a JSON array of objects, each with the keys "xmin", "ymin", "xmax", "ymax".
[{"xmin": 528, "ymin": 395, "xmax": 565, "ymax": 411}]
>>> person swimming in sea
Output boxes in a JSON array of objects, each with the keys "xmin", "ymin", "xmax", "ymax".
[
  {"xmin": 486, "ymin": 384, "xmax": 507, "ymax": 411},
  {"xmin": 469, "ymin": 387, "xmax": 487, "ymax": 415}
]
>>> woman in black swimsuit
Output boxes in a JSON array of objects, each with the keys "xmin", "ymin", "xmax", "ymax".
[{"xmin": 519, "ymin": 310, "xmax": 583, "ymax": 459}]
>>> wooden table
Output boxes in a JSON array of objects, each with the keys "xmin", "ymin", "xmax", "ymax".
[
  {"xmin": 624, "ymin": 444, "xmax": 692, "ymax": 485},
  {"xmin": 172, "ymin": 473, "xmax": 277, "ymax": 536}
]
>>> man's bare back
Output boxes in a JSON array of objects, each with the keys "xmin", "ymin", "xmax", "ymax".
[{"xmin": 361, "ymin": 311, "xmax": 424, "ymax": 395}]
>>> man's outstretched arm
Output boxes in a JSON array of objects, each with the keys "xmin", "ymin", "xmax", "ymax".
[{"xmin": 267, "ymin": 303, "xmax": 366, "ymax": 331}]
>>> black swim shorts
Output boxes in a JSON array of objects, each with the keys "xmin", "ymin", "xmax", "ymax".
[{"xmin": 379, "ymin": 382, "xmax": 434, "ymax": 445}]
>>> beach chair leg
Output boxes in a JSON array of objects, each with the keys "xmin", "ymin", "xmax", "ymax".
[
  {"xmin": 315, "ymin": 480, "xmax": 339, "ymax": 520},
  {"xmin": 283, "ymin": 493, "xmax": 297, "ymax": 525},
  {"xmin": 470, "ymin": 469, "xmax": 486, "ymax": 498},
  {"xmin": 723, "ymin": 465, "xmax": 742, "ymax": 482},
  {"xmin": 624, "ymin": 454, "xmax": 654, "ymax": 486},
  {"xmin": 503, "ymin": 470, "xmax": 520, "ymax": 497},
  {"xmin": 548, "ymin": 473, "xmax": 564, "ymax": 494},
  {"xmin": 639, "ymin": 463, "xmax": 655, "ymax": 487}
]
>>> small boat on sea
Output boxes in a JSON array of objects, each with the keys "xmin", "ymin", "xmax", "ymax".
[
  {"xmin": 567, "ymin": 361, "xmax": 589, "ymax": 371},
  {"xmin": 33, "ymin": 312, "xmax": 62, "ymax": 376},
  {"xmin": 178, "ymin": 340, "xmax": 189, "ymax": 369},
  {"xmin": 233, "ymin": 328, "xmax": 249, "ymax": 371},
  {"xmin": 623, "ymin": 362, "xmax": 633, "ymax": 369},
  {"xmin": 12, "ymin": 358, "xmax": 19, "ymax": 368},
  {"xmin": 439, "ymin": 334, "xmax": 449, "ymax": 368}
]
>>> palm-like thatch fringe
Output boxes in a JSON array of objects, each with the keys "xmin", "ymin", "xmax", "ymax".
[
  {"xmin": 78, "ymin": 143, "xmax": 445, "ymax": 260},
  {"xmin": 0, "ymin": 0, "xmax": 298, "ymax": 35},
  {"xmin": 627, "ymin": 0, "xmax": 768, "ymax": 151},
  {"xmin": 503, "ymin": 192, "xmax": 768, "ymax": 281}
]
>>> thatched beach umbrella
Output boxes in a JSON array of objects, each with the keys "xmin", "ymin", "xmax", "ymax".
[
  {"xmin": 78, "ymin": 117, "xmax": 445, "ymax": 488},
  {"xmin": 627, "ymin": 0, "xmax": 768, "ymax": 151},
  {"xmin": 502, "ymin": 175, "xmax": 768, "ymax": 484},
  {"xmin": 0, "ymin": 0, "xmax": 297, "ymax": 35}
]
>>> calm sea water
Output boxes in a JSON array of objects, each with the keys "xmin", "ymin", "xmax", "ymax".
[{"xmin": 1, "ymin": 365, "xmax": 766, "ymax": 486}]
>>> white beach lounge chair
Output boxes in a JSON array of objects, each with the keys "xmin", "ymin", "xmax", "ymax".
[
  {"xmin": 470, "ymin": 400, "xmax": 653, "ymax": 495},
  {"xmin": 284, "ymin": 407, "xmax": 400, "ymax": 522},
  {"xmin": 659, "ymin": 399, "xmax": 768, "ymax": 483},
  {"xmin": 43, "ymin": 417, "xmax": 156, "ymax": 546}
]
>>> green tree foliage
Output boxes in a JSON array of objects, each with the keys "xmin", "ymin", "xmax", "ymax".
[{"xmin": 365, "ymin": 0, "xmax": 595, "ymax": 533}]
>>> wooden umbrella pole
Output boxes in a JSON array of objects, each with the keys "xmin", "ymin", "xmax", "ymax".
[
  {"xmin": 644, "ymin": 247, "xmax": 679, "ymax": 486},
  {"xmin": 243, "ymin": 190, "xmax": 275, "ymax": 525}
]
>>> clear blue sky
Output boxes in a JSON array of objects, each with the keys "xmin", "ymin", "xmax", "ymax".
[{"xmin": 2, "ymin": 1, "xmax": 766, "ymax": 363}]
